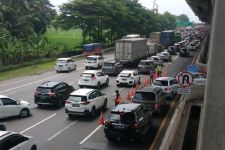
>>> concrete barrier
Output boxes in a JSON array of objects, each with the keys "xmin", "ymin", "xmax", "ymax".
[{"xmin": 160, "ymin": 96, "xmax": 186, "ymax": 150}]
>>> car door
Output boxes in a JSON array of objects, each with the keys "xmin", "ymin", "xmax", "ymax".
[
  {"xmin": 2, "ymin": 134, "xmax": 31, "ymax": 150},
  {"xmin": 94, "ymin": 90, "xmax": 104, "ymax": 108},
  {"xmin": 54, "ymin": 84, "xmax": 65, "ymax": 101},
  {"xmin": 170, "ymin": 79, "xmax": 179, "ymax": 93},
  {"xmin": 0, "ymin": 99, "xmax": 5, "ymax": 118},
  {"xmin": 1, "ymin": 98, "xmax": 20, "ymax": 117},
  {"xmin": 61, "ymin": 83, "xmax": 72, "ymax": 99},
  {"xmin": 88, "ymin": 91, "xmax": 99, "ymax": 109}
]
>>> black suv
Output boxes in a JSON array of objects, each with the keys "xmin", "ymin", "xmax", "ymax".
[
  {"xmin": 102, "ymin": 61, "xmax": 123, "ymax": 75},
  {"xmin": 104, "ymin": 103, "xmax": 152, "ymax": 141},
  {"xmin": 34, "ymin": 81, "xmax": 74, "ymax": 108},
  {"xmin": 132, "ymin": 86, "xmax": 166, "ymax": 114}
]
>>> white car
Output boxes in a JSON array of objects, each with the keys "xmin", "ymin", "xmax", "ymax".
[
  {"xmin": 65, "ymin": 89, "xmax": 107, "ymax": 118},
  {"xmin": 188, "ymin": 43, "xmax": 197, "ymax": 51},
  {"xmin": 84, "ymin": 55, "xmax": 104, "ymax": 69},
  {"xmin": 160, "ymin": 51, "xmax": 172, "ymax": 62},
  {"xmin": 78, "ymin": 70, "xmax": 109, "ymax": 89},
  {"xmin": 0, "ymin": 95, "xmax": 32, "ymax": 119},
  {"xmin": 152, "ymin": 77, "xmax": 179, "ymax": 99},
  {"xmin": 55, "ymin": 58, "xmax": 76, "ymax": 72},
  {"xmin": 116, "ymin": 70, "xmax": 140, "ymax": 87},
  {"xmin": 0, "ymin": 131, "xmax": 37, "ymax": 150},
  {"xmin": 192, "ymin": 72, "xmax": 207, "ymax": 85}
]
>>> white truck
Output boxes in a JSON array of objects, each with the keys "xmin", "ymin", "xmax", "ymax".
[
  {"xmin": 147, "ymin": 32, "xmax": 162, "ymax": 55},
  {"xmin": 115, "ymin": 38, "xmax": 148, "ymax": 66}
]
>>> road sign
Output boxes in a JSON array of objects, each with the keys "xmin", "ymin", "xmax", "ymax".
[
  {"xmin": 177, "ymin": 88, "xmax": 191, "ymax": 95},
  {"xmin": 177, "ymin": 72, "xmax": 193, "ymax": 87},
  {"xmin": 188, "ymin": 65, "xmax": 199, "ymax": 73}
]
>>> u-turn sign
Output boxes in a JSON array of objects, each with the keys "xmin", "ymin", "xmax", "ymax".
[{"xmin": 177, "ymin": 72, "xmax": 193, "ymax": 87}]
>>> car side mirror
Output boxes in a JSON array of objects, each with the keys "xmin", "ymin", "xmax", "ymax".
[{"xmin": 17, "ymin": 101, "xmax": 21, "ymax": 105}]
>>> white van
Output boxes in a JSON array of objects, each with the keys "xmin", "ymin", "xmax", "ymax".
[{"xmin": 55, "ymin": 58, "xmax": 76, "ymax": 72}]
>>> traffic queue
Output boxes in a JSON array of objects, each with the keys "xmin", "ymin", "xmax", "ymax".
[{"xmin": 0, "ymin": 29, "xmax": 206, "ymax": 149}]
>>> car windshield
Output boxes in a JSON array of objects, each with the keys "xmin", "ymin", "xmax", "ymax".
[
  {"xmin": 68, "ymin": 95, "xmax": 87, "ymax": 102},
  {"xmin": 119, "ymin": 73, "xmax": 131, "ymax": 77},
  {"xmin": 56, "ymin": 60, "xmax": 67, "ymax": 64},
  {"xmin": 153, "ymin": 80, "xmax": 169, "ymax": 86},
  {"xmin": 81, "ymin": 73, "xmax": 94, "ymax": 78},
  {"xmin": 134, "ymin": 92, "xmax": 155, "ymax": 101},
  {"xmin": 86, "ymin": 57, "xmax": 97, "ymax": 61},
  {"xmin": 110, "ymin": 112, "xmax": 135, "ymax": 124},
  {"xmin": 36, "ymin": 87, "xmax": 52, "ymax": 93},
  {"xmin": 103, "ymin": 63, "xmax": 113, "ymax": 68}
]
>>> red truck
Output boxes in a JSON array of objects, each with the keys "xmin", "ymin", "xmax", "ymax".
[{"xmin": 83, "ymin": 43, "xmax": 103, "ymax": 57}]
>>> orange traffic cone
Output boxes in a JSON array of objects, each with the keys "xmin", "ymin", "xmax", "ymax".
[
  {"xmin": 143, "ymin": 79, "xmax": 147, "ymax": 87},
  {"xmin": 98, "ymin": 112, "xmax": 104, "ymax": 125},
  {"xmin": 135, "ymin": 82, "xmax": 139, "ymax": 91},
  {"xmin": 126, "ymin": 92, "xmax": 131, "ymax": 100},
  {"xmin": 130, "ymin": 87, "xmax": 134, "ymax": 97}
]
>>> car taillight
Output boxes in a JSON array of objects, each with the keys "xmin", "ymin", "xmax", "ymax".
[
  {"xmin": 154, "ymin": 104, "xmax": 160, "ymax": 109},
  {"xmin": 65, "ymin": 100, "xmax": 71, "ymax": 104},
  {"xmin": 48, "ymin": 92, "xmax": 56, "ymax": 97},
  {"xmin": 132, "ymin": 123, "xmax": 140, "ymax": 128},
  {"xmin": 80, "ymin": 101, "xmax": 90, "ymax": 105}
]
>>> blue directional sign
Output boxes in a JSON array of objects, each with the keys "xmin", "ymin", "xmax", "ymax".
[{"xmin": 187, "ymin": 65, "xmax": 199, "ymax": 73}]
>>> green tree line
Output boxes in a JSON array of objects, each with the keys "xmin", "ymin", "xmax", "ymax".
[
  {"xmin": 0, "ymin": 0, "xmax": 56, "ymax": 65},
  {"xmin": 57, "ymin": 0, "xmax": 177, "ymax": 46}
]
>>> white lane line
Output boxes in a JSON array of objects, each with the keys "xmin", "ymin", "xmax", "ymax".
[
  {"xmin": 79, "ymin": 125, "xmax": 103, "ymax": 145},
  {"xmin": 19, "ymin": 113, "xmax": 56, "ymax": 134},
  {"xmin": 47, "ymin": 121, "xmax": 77, "ymax": 141},
  {"xmin": 0, "ymin": 75, "xmax": 62, "ymax": 94},
  {"xmin": 0, "ymin": 79, "xmax": 26, "ymax": 87}
]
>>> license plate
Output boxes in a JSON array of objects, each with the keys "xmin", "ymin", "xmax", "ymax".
[
  {"xmin": 115, "ymin": 126, "xmax": 124, "ymax": 129},
  {"xmin": 122, "ymin": 79, "xmax": 127, "ymax": 81},
  {"xmin": 84, "ymin": 79, "xmax": 89, "ymax": 81},
  {"xmin": 72, "ymin": 104, "xmax": 79, "ymax": 107}
]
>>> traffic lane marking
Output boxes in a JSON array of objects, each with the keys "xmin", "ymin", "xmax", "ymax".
[
  {"xmin": 47, "ymin": 121, "xmax": 78, "ymax": 141},
  {"xmin": 19, "ymin": 113, "xmax": 56, "ymax": 134},
  {"xmin": 79, "ymin": 125, "xmax": 103, "ymax": 145},
  {"xmin": 149, "ymin": 97, "xmax": 177, "ymax": 150}
]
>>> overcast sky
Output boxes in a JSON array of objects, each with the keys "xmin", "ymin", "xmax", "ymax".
[{"xmin": 49, "ymin": 0, "xmax": 200, "ymax": 22}]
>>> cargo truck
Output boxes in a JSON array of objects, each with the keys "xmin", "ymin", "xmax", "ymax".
[
  {"xmin": 147, "ymin": 32, "xmax": 162, "ymax": 55},
  {"xmin": 83, "ymin": 43, "xmax": 103, "ymax": 57},
  {"xmin": 115, "ymin": 38, "xmax": 148, "ymax": 66},
  {"xmin": 160, "ymin": 30, "xmax": 175, "ymax": 48}
]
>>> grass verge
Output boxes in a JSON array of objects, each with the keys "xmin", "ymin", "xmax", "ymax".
[{"xmin": 0, "ymin": 60, "xmax": 56, "ymax": 81}]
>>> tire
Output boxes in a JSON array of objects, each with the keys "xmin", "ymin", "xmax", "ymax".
[
  {"xmin": 37, "ymin": 104, "xmax": 42, "ymax": 108},
  {"xmin": 102, "ymin": 99, "xmax": 108, "ymax": 111},
  {"xmin": 20, "ymin": 109, "xmax": 30, "ymax": 117},
  {"xmin": 57, "ymin": 98, "xmax": 63, "ymax": 108},
  {"xmin": 31, "ymin": 145, "xmax": 37, "ymax": 150},
  {"xmin": 105, "ymin": 78, "xmax": 109, "ymax": 86},
  {"xmin": 74, "ymin": 65, "xmax": 76, "ymax": 70},
  {"xmin": 68, "ymin": 67, "xmax": 71, "ymax": 72},
  {"xmin": 68, "ymin": 114, "xmax": 74, "ymax": 119},
  {"xmin": 90, "ymin": 107, "xmax": 96, "ymax": 118},
  {"xmin": 96, "ymin": 82, "xmax": 101, "ymax": 90},
  {"xmin": 97, "ymin": 64, "xmax": 100, "ymax": 69}
]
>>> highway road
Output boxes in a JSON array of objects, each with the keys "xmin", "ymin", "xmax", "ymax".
[{"xmin": 0, "ymin": 51, "xmax": 195, "ymax": 150}]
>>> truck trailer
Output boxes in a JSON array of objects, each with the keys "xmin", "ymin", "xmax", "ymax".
[{"xmin": 115, "ymin": 38, "xmax": 148, "ymax": 66}]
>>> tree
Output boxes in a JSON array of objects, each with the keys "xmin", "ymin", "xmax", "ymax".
[{"xmin": 177, "ymin": 14, "xmax": 189, "ymax": 22}]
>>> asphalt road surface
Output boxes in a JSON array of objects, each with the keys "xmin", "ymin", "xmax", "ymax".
[{"xmin": 0, "ymin": 51, "xmax": 195, "ymax": 150}]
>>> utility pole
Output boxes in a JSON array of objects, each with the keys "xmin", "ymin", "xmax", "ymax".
[{"xmin": 153, "ymin": 0, "xmax": 158, "ymax": 14}]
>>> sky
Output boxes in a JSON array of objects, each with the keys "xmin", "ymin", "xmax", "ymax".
[{"xmin": 49, "ymin": 0, "xmax": 200, "ymax": 22}]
